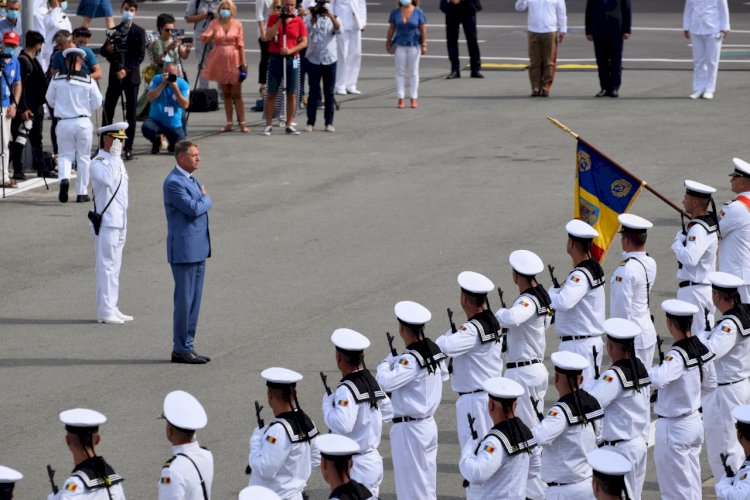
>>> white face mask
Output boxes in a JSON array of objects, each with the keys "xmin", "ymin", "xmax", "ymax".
[{"xmin": 110, "ymin": 138, "xmax": 122, "ymax": 157}]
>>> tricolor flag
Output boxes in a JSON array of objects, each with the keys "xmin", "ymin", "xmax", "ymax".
[{"xmin": 574, "ymin": 140, "xmax": 644, "ymax": 262}]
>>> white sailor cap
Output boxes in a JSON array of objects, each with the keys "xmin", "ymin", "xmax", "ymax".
[
  {"xmin": 509, "ymin": 250, "xmax": 544, "ymax": 276},
  {"xmin": 604, "ymin": 317, "xmax": 640, "ymax": 343},
  {"xmin": 331, "ymin": 328, "xmax": 371, "ymax": 352},
  {"xmin": 566, "ymin": 219, "xmax": 599, "ymax": 239},
  {"xmin": 163, "ymin": 390, "xmax": 208, "ymax": 431},
  {"xmin": 618, "ymin": 213, "xmax": 653, "ymax": 234},
  {"xmin": 483, "ymin": 377, "xmax": 524, "ymax": 401},
  {"xmin": 661, "ymin": 298, "xmax": 699, "ymax": 318},
  {"xmin": 587, "ymin": 448, "xmax": 631, "ymax": 477},
  {"xmin": 239, "ymin": 486, "xmax": 281, "ymax": 500},
  {"xmin": 0, "ymin": 465, "xmax": 23, "ymax": 485},
  {"xmin": 62, "ymin": 47, "xmax": 86, "ymax": 59},
  {"xmin": 316, "ymin": 433, "xmax": 360, "ymax": 458},
  {"xmin": 98, "ymin": 122, "xmax": 129, "ymax": 138},
  {"xmin": 59, "ymin": 408, "xmax": 107, "ymax": 432},
  {"xmin": 684, "ymin": 179, "xmax": 716, "ymax": 199},
  {"xmin": 732, "ymin": 405, "xmax": 750, "ymax": 425},
  {"xmin": 708, "ymin": 271, "xmax": 745, "ymax": 294},
  {"xmin": 262, "ymin": 367, "xmax": 303, "ymax": 389},
  {"xmin": 729, "ymin": 158, "xmax": 750, "ymax": 179},
  {"xmin": 550, "ymin": 351, "xmax": 588, "ymax": 375},
  {"xmin": 457, "ymin": 271, "xmax": 494, "ymax": 297},
  {"xmin": 394, "ymin": 300, "xmax": 431, "ymax": 326}
]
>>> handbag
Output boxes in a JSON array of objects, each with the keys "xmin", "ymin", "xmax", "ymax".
[
  {"xmin": 142, "ymin": 64, "xmax": 158, "ymax": 85},
  {"xmin": 88, "ymin": 173, "xmax": 122, "ymax": 236}
]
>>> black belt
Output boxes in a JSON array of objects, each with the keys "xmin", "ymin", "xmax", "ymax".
[
  {"xmin": 58, "ymin": 115, "xmax": 90, "ymax": 120},
  {"xmin": 393, "ymin": 416, "xmax": 424, "ymax": 424},
  {"xmin": 457, "ymin": 389, "xmax": 484, "ymax": 396},
  {"xmin": 719, "ymin": 379, "xmax": 747, "ymax": 387},
  {"xmin": 507, "ymin": 359, "xmax": 542, "ymax": 369},
  {"xmin": 547, "ymin": 482, "xmax": 571, "ymax": 487},
  {"xmin": 656, "ymin": 410, "xmax": 697, "ymax": 419},
  {"xmin": 600, "ymin": 439, "xmax": 625, "ymax": 447},
  {"xmin": 679, "ymin": 280, "xmax": 708, "ymax": 288},
  {"xmin": 559, "ymin": 335, "xmax": 599, "ymax": 342}
]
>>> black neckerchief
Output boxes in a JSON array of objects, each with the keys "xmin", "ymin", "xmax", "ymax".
[
  {"xmin": 71, "ymin": 456, "xmax": 123, "ymax": 489},
  {"xmin": 520, "ymin": 284, "xmax": 552, "ymax": 317},
  {"xmin": 556, "ymin": 390, "xmax": 604, "ymax": 426},
  {"xmin": 405, "ymin": 338, "xmax": 447, "ymax": 374},
  {"xmin": 339, "ymin": 370, "xmax": 387, "ymax": 409},
  {"xmin": 718, "ymin": 305, "xmax": 750, "ymax": 337},
  {"xmin": 329, "ymin": 479, "xmax": 373, "ymax": 500},
  {"xmin": 468, "ymin": 309, "xmax": 502, "ymax": 344},
  {"xmin": 571, "ymin": 258, "xmax": 605, "ymax": 289},
  {"xmin": 270, "ymin": 410, "xmax": 319, "ymax": 444},
  {"xmin": 610, "ymin": 358, "xmax": 651, "ymax": 391},
  {"xmin": 482, "ymin": 417, "xmax": 537, "ymax": 456}
]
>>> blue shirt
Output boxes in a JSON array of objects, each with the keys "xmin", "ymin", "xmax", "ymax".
[
  {"xmin": 304, "ymin": 15, "xmax": 338, "ymax": 66},
  {"xmin": 0, "ymin": 18, "xmax": 21, "ymax": 57},
  {"xmin": 1, "ymin": 56, "xmax": 20, "ymax": 107},
  {"xmin": 50, "ymin": 46, "xmax": 99, "ymax": 75},
  {"xmin": 148, "ymin": 74, "xmax": 189, "ymax": 129},
  {"xmin": 388, "ymin": 7, "xmax": 426, "ymax": 47}
]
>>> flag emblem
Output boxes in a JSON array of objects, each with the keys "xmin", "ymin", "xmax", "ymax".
[
  {"xmin": 521, "ymin": 300, "xmax": 530, "ymax": 307},
  {"xmin": 548, "ymin": 410, "xmax": 558, "ymax": 417},
  {"xmin": 399, "ymin": 359, "xmax": 409, "ymax": 366},
  {"xmin": 666, "ymin": 355, "xmax": 673, "ymax": 361},
  {"xmin": 483, "ymin": 444, "xmax": 495, "ymax": 454},
  {"xmin": 615, "ymin": 276, "xmax": 622, "ymax": 282},
  {"xmin": 722, "ymin": 325, "xmax": 732, "ymax": 333},
  {"xmin": 66, "ymin": 483, "xmax": 78, "ymax": 491},
  {"xmin": 570, "ymin": 276, "xmax": 581, "ymax": 283},
  {"xmin": 689, "ymin": 236, "xmax": 696, "ymax": 241},
  {"xmin": 160, "ymin": 477, "xmax": 171, "ymax": 484},
  {"xmin": 338, "ymin": 400, "xmax": 349, "ymax": 407},
  {"xmin": 266, "ymin": 435, "xmax": 277, "ymax": 444},
  {"xmin": 604, "ymin": 375, "xmax": 613, "ymax": 382}
]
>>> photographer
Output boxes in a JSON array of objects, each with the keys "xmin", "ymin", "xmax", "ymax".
[
  {"xmin": 185, "ymin": 0, "xmax": 219, "ymax": 89},
  {"xmin": 0, "ymin": 31, "xmax": 21, "ymax": 188},
  {"xmin": 303, "ymin": 0, "xmax": 338, "ymax": 132},
  {"xmin": 142, "ymin": 62, "xmax": 189, "ymax": 154},
  {"xmin": 152, "ymin": 13, "xmax": 192, "ymax": 74},
  {"xmin": 9, "ymin": 31, "xmax": 46, "ymax": 181},
  {"xmin": 262, "ymin": 0, "xmax": 308, "ymax": 136},
  {"xmin": 100, "ymin": 0, "xmax": 146, "ymax": 161}
]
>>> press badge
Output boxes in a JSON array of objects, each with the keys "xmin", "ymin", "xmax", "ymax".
[
  {"xmin": 293, "ymin": 57, "xmax": 300, "ymax": 69},
  {"xmin": 165, "ymin": 106, "xmax": 175, "ymax": 117}
]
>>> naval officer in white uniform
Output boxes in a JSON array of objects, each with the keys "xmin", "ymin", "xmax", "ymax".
[
  {"xmin": 332, "ymin": 0, "xmax": 366, "ymax": 94},
  {"xmin": 683, "ymin": 0, "xmax": 730, "ymax": 99},
  {"xmin": 719, "ymin": 158, "xmax": 750, "ymax": 303}
]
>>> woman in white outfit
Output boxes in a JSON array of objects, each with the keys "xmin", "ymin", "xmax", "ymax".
[
  {"xmin": 385, "ymin": 0, "xmax": 427, "ymax": 109},
  {"xmin": 683, "ymin": 0, "xmax": 730, "ymax": 100}
]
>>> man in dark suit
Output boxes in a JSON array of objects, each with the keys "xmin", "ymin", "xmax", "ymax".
[
  {"xmin": 585, "ymin": 0, "xmax": 631, "ymax": 97},
  {"xmin": 441, "ymin": 0, "xmax": 483, "ymax": 79},
  {"xmin": 163, "ymin": 140, "xmax": 213, "ymax": 364},
  {"xmin": 100, "ymin": 0, "xmax": 146, "ymax": 160}
]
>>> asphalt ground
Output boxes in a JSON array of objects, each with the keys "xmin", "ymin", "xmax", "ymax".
[{"xmin": 1, "ymin": 0, "xmax": 750, "ymax": 498}]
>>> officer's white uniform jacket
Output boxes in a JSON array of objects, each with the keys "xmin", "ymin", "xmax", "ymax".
[
  {"xmin": 249, "ymin": 412, "xmax": 321, "ymax": 499},
  {"xmin": 37, "ymin": 6, "xmax": 73, "ymax": 70},
  {"xmin": 683, "ymin": 0, "xmax": 730, "ymax": 34},
  {"xmin": 716, "ymin": 458, "xmax": 750, "ymax": 499},
  {"xmin": 90, "ymin": 150, "xmax": 128, "ymax": 229},
  {"xmin": 698, "ymin": 308, "xmax": 750, "ymax": 383},
  {"xmin": 331, "ymin": 0, "xmax": 366, "ymax": 30},
  {"xmin": 719, "ymin": 193, "xmax": 750, "ymax": 301},
  {"xmin": 459, "ymin": 419, "xmax": 536, "ymax": 500},
  {"xmin": 548, "ymin": 259, "xmax": 606, "ymax": 336},
  {"xmin": 496, "ymin": 286, "xmax": 550, "ymax": 363},
  {"xmin": 49, "ymin": 457, "xmax": 126, "ymax": 500},
  {"xmin": 610, "ymin": 252, "xmax": 658, "ymax": 350},
  {"xmin": 671, "ymin": 216, "xmax": 718, "ymax": 284},
  {"xmin": 158, "ymin": 441, "xmax": 213, "ymax": 500},
  {"xmin": 45, "ymin": 73, "xmax": 102, "ymax": 118}
]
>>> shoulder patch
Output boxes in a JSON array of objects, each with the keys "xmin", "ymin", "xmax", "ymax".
[
  {"xmin": 520, "ymin": 300, "xmax": 530, "ymax": 308},
  {"xmin": 742, "ymin": 472, "xmax": 748, "ymax": 480},
  {"xmin": 94, "ymin": 156, "xmax": 105, "ymax": 161},
  {"xmin": 722, "ymin": 325, "xmax": 732, "ymax": 333},
  {"xmin": 265, "ymin": 435, "xmax": 277, "ymax": 444},
  {"xmin": 399, "ymin": 358, "xmax": 409, "ymax": 366},
  {"xmin": 160, "ymin": 476, "xmax": 171, "ymax": 484},
  {"xmin": 666, "ymin": 355, "xmax": 673, "ymax": 361},
  {"xmin": 65, "ymin": 483, "xmax": 78, "ymax": 491},
  {"xmin": 688, "ymin": 236, "xmax": 696, "ymax": 241},
  {"xmin": 720, "ymin": 210, "xmax": 726, "ymax": 217},
  {"xmin": 603, "ymin": 375, "xmax": 613, "ymax": 382},
  {"xmin": 460, "ymin": 325, "xmax": 467, "ymax": 331},
  {"xmin": 338, "ymin": 399, "xmax": 349, "ymax": 407},
  {"xmin": 615, "ymin": 276, "xmax": 622, "ymax": 282},
  {"xmin": 547, "ymin": 409, "xmax": 558, "ymax": 417},
  {"xmin": 570, "ymin": 276, "xmax": 581, "ymax": 283},
  {"xmin": 483, "ymin": 444, "xmax": 496, "ymax": 454}
]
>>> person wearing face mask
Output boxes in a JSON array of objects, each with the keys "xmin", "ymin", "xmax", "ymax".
[
  {"xmin": 385, "ymin": 0, "xmax": 427, "ymax": 109},
  {"xmin": 0, "ymin": 0, "xmax": 7, "ymax": 21},
  {"xmin": 0, "ymin": 0, "xmax": 22, "ymax": 58},
  {"xmin": 33, "ymin": 0, "xmax": 73, "ymax": 72},
  {"xmin": 76, "ymin": 0, "xmax": 115, "ymax": 29},
  {"xmin": 142, "ymin": 62, "xmax": 190, "ymax": 154},
  {"xmin": 100, "ymin": 0, "xmax": 146, "ymax": 161},
  {"xmin": 0, "ymin": 31, "xmax": 21, "ymax": 189}
]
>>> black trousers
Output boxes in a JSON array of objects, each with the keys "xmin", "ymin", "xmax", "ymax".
[
  {"xmin": 593, "ymin": 35, "xmax": 624, "ymax": 92},
  {"xmin": 306, "ymin": 61, "xmax": 336, "ymax": 127},
  {"xmin": 102, "ymin": 77, "xmax": 140, "ymax": 151},
  {"xmin": 445, "ymin": 4, "xmax": 481, "ymax": 73},
  {"xmin": 10, "ymin": 109, "xmax": 44, "ymax": 174},
  {"xmin": 258, "ymin": 38, "xmax": 270, "ymax": 85}
]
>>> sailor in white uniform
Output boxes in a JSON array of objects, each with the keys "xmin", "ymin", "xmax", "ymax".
[
  {"xmin": 322, "ymin": 328, "xmax": 393, "ymax": 497},
  {"xmin": 715, "ymin": 405, "xmax": 750, "ymax": 500},
  {"xmin": 719, "ymin": 158, "xmax": 750, "ymax": 303},
  {"xmin": 549, "ymin": 219, "xmax": 606, "ymax": 382},
  {"xmin": 332, "ymin": 0, "xmax": 366, "ymax": 94},
  {"xmin": 532, "ymin": 351, "xmax": 603, "ymax": 500},
  {"xmin": 0, "ymin": 465, "xmax": 23, "ymax": 499},
  {"xmin": 34, "ymin": 0, "xmax": 72, "ymax": 71},
  {"xmin": 586, "ymin": 448, "xmax": 632, "ymax": 500},
  {"xmin": 459, "ymin": 377, "xmax": 537, "ymax": 500},
  {"xmin": 699, "ymin": 272, "xmax": 750, "ymax": 481},
  {"xmin": 610, "ymin": 213, "xmax": 658, "ymax": 368},
  {"xmin": 44, "ymin": 47, "xmax": 102, "ymax": 203},
  {"xmin": 495, "ymin": 249, "xmax": 551, "ymax": 499},
  {"xmin": 376, "ymin": 301, "xmax": 448, "ymax": 500},
  {"xmin": 672, "ymin": 180, "xmax": 720, "ymax": 336},
  {"xmin": 158, "ymin": 391, "xmax": 214, "ymax": 500},
  {"xmin": 650, "ymin": 299, "xmax": 716, "ymax": 500},
  {"xmin": 249, "ymin": 367, "xmax": 321, "ymax": 500},
  {"xmin": 437, "ymin": 271, "xmax": 503, "ymax": 451},
  {"xmin": 683, "ymin": 0, "xmax": 730, "ymax": 99},
  {"xmin": 317, "ymin": 434, "xmax": 375, "ymax": 500},
  {"xmin": 584, "ymin": 318, "xmax": 650, "ymax": 500},
  {"xmin": 49, "ymin": 408, "xmax": 126, "ymax": 499}
]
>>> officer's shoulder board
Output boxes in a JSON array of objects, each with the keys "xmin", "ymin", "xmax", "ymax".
[{"xmin": 162, "ymin": 456, "xmax": 176, "ymax": 469}]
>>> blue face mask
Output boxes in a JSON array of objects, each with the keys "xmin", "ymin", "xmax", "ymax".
[
  {"xmin": 162, "ymin": 54, "xmax": 173, "ymax": 63},
  {"xmin": 122, "ymin": 10, "xmax": 134, "ymax": 21},
  {"xmin": 60, "ymin": 1, "xmax": 68, "ymax": 10},
  {"xmin": 399, "ymin": 0, "xmax": 411, "ymax": 5},
  {"xmin": 2, "ymin": 47, "xmax": 14, "ymax": 56},
  {"xmin": 219, "ymin": 9, "xmax": 231, "ymax": 18},
  {"xmin": 6, "ymin": 9, "xmax": 19, "ymax": 20}
]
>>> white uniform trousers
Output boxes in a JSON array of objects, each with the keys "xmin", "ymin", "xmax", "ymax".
[
  {"xmin": 690, "ymin": 33, "xmax": 723, "ymax": 93},
  {"xmin": 394, "ymin": 45, "xmax": 421, "ymax": 99},
  {"xmin": 94, "ymin": 226, "xmax": 126, "ymax": 318},
  {"xmin": 56, "ymin": 118, "xmax": 93, "ymax": 196},
  {"xmin": 527, "ymin": 446, "xmax": 546, "ymax": 500},
  {"xmin": 546, "ymin": 478, "xmax": 593, "ymax": 500},
  {"xmin": 391, "ymin": 417, "xmax": 438, "ymax": 500},
  {"xmin": 676, "ymin": 284, "xmax": 715, "ymax": 337},
  {"xmin": 350, "ymin": 449, "xmax": 383, "ymax": 498},
  {"xmin": 654, "ymin": 412, "xmax": 704, "ymax": 500},
  {"xmin": 335, "ymin": 29, "xmax": 362, "ymax": 92},
  {"xmin": 1, "ymin": 112, "xmax": 11, "ymax": 183},
  {"xmin": 704, "ymin": 380, "xmax": 750, "ymax": 480},
  {"xmin": 456, "ymin": 391, "xmax": 492, "ymax": 450},
  {"xmin": 558, "ymin": 335, "xmax": 603, "ymax": 383},
  {"xmin": 636, "ymin": 344, "xmax": 656, "ymax": 369},
  {"xmin": 602, "ymin": 437, "xmax": 647, "ymax": 500}
]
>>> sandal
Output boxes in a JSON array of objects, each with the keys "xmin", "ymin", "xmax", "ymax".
[
  {"xmin": 1, "ymin": 180, "xmax": 18, "ymax": 188},
  {"xmin": 220, "ymin": 123, "xmax": 233, "ymax": 132},
  {"xmin": 239, "ymin": 122, "xmax": 251, "ymax": 134}
]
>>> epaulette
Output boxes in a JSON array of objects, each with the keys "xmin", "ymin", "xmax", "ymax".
[
  {"xmin": 94, "ymin": 156, "xmax": 106, "ymax": 161},
  {"xmin": 162, "ymin": 456, "xmax": 176, "ymax": 468}
]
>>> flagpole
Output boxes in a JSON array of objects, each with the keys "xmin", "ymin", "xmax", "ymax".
[{"xmin": 547, "ymin": 116, "xmax": 685, "ymax": 216}]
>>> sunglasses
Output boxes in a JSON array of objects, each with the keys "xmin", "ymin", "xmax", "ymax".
[{"xmin": 163, "ymin": 28, "xmax": 173, "ymax": 32}]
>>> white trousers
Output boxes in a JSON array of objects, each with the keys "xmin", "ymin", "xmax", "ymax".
[
  {"xmin": 456, "ymin": 391, "xmax": 492, "ymax": 450},
  {"xmin": 56, "ymin": 118, "xmax": 93, "ymax": 196},
  {"xmin": 94, "ymin": 226, "xmax": 126, "ymax": 318},
  {"xmin": 654, "ymin": 412, "xmax": 703, "ymax": 500},
  {"xmin": 394, "ymin": 45, "xmax": 421, "ymax": 99},
  {"xmin": 350, "ymin": 449, "xmax": 383, "ymax": 498},
  {"xmin": 1, "ymin": 111, "xmax": 10, "ymax": 183},
  {"xmin": 636, "ymin": 344, "xmax": 656, "ymax": 369},
  {"xmin": 676, "ymin": 284, "xmax": 715, "ymax": 337},
  {"xmin": 601, "ymin": 437, "xmax": 647, "ymax": 500},
  {"xmin": 391, "ymin": 417, "xmax": 438, "ymax": 500},
  {"xmin": 703, "ymin": 380, "xmax": 750, "ymax": 480},
  {"xmin": 546, "ymin": 479, "xmax": 593, "ymax": 500},
  {"xmin": 335, "ymin": 29, "xmax": 362, "ymax": 92},
  {"xmin": 558, "ymin": 335, "xmax": 603, "ymax": 383},
  {"xmin": 690, "ymin": 33, "xmax": 723, "ymax": 93}
]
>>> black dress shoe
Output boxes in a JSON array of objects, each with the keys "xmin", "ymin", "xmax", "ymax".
[
  {"xmin": 12, "ymin": 172, "xmax": 27, "ymax": 181},
  {"xmin": 59, "ymin": 178, "xmax": 69, "ymax": 203},
  {"xmin": 539, "ymin": 88, "xmax": 549, "ymax": 97},
  {"xmin": 124, "ymin": 150, "xmax": 134, "ymax": 161},
  {"xmin": 76, "ymin": 194, "xmax": 91, "ymax": 203},
  {"xmin": 470, "ymin": 71, "xmax": 484, "ymax": 79},
  {"xmin": 446, "ymin": 71, "xmax": 461, "ymax": 79},
  {"xmin": 192, "ymin": 350, "xmax": 211, "ymax": 362},
  {"xmin": 171, "ymin": 351, "xmax": 208, "ymax": 364},
  {"xmin": 150, "ymin": 144, "xmax": 160, "ymax": 155},
  {"xmin": 595, "ymin": 89, "xmax": 607, "ymax": 97},
  {"xmin": 609, "ymin": 90, "xmax": 619, "ymax": 98}
]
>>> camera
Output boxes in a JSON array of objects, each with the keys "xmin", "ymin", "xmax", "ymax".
[
  {"xmin": 279, "ymin": 5, "xmax": 298, "ymax": 19},
  {"xmin": 105, "ymin": 27, "xmax": 127, "ymax": 47},
  {"xmin": 172, "ymin": 28, "xmax": 185, "ymax": 37},
  {"xmin": 14, "ymin": 118, "xmax": 33, "ymax": 146},
  {"xmin": 167, "ymin": 73, "xmax": 177, "ymax": 83},
  {"xmin": 311, "ymin": 0, "xmax": 328, "ymax": 15}
]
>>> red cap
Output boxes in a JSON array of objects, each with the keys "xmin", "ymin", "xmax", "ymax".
[{"xmin": 3, "ymin": 31, "xmax": 20, "ymax": 46}]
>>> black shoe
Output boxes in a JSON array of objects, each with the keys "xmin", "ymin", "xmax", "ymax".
[
  {"xmin": 470, "ymin": 71, "xmax": 484, "ymax": 79},
  {"xmin": 539, "ymin": 88, "xmax": 549, "ymax": 97},
  {"xmin": 59, "ymin": 178, "xmax": 69, "ymax": 203},
  {"xmin": 167, "ymin": 144, "xmax": 175, "ymax": 154},
  {"xmin": 531, "ymin": 89, "xmax": 540, "ymax": 97},
  {"xmin": 124, "ymin": 150, "xmax": 134, "ymax": 161},
  {"xmin": 446, "ymin": 71, "xmax": 461, "ymax": 79},
  {"xmin": 609, "ymin": 90, "xmax": 619, "ymax": 98},
  {"xmin": 76, "ymin": 194, "xmax": 90, "ymax": 203},
  {"xmin": 171, "ymin": 351, "xmax": 208, "ymax": 364},
  {"xmin": 595, "ymin": 89, "xmax": 607, "ymax": 97},
  {"xmin": 150, "ymin": 143, "xmax": 160, "ymax": 155},
  {"xmin": 12, "ymin": 172, "xmax": 27, "ymax": 181},
  {"xmin": 192, "ymin": 350, "xmax": 211, "ymax": 362}
]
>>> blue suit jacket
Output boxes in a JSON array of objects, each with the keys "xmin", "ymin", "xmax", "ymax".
[
  {"xmin": 163, "ymin": 167, "xmax": 212, "ymax": 264},
  {"xmin": 585, "ymin": 0, "xmax": 631, "ymax": 38}
]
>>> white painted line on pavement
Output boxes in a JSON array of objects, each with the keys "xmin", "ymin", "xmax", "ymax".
[
  {"xmin": 0, "ymin": 176, "xmax": 65, "ymax": 199},
  {"xmin": 362, "ymin": 36, "xmax": 485, "ymax": 43}
]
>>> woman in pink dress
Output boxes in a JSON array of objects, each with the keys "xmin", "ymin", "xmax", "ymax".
[{"xmin": 200, "ymin": 0, "xmax": 250, "ymax": 133}]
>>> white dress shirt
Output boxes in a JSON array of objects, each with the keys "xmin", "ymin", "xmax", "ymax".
[
  {"xmin": 376, "ymin": 352, "xmax": 447, "ymax": 419},
  {"xmin": 672, "ymin": 222, "xmax": 718, "ymax": 283},
  {"xmin": 496, "ymin": 293, "xmax": 549, "ymax": 363},
  {"xmin": 515, "ymin": 0, "xmax": 567, "ymax": 34},
  {"xmin": 45, "ymin": 74, "xmax": 102, "ymax": 119},
  {"xmin": 436, "ymin": 321, "xmax": 503, "ymax": 393},
  {"xmin": 719, "ymin": 192, "xmax": 750, "ymax": 287},
  {"xmin": 683, "ymin": 0, "xmax": 730, "ymax": 34},
  {"xmin": 549, "ymin": 269, "xmax": 606, "ymax": 337},
  {"xmin": 698, "ymin": 315, "xmax": 750, "ymax": 383}
]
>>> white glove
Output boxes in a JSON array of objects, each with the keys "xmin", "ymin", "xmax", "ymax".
[{"xmin": 110, "ymin": 138, "xmax": 122, "ymax": 158}]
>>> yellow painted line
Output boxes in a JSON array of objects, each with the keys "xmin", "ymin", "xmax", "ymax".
[{"xmin": 480, "ymin": 63, "xmax": 598, "ymax": 70}]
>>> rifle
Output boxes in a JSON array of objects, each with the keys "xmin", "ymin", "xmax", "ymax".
[
  {"xmin": 530, "ymin": 395, "xmax": 544, "ymax": 422},
  {"xmin": 255, "ymin": 400, "xmax": 265, "ymax": 428},
  {"xmin": 678, "ymin": 213, "xmax": 688, "ymax": 269},
  {"xmin": 320, "ymin": 371, "xmax": 332, "ymax": 396},
  {"xmin": 656, "ymin": 335, "xmax": 665, "ymax": 363},
  {"xmin": 721, "ymin": 453, "xmax": 736, "ymax": 478},
  {"xmin": 47, "ymin": 464, "xmax": 59, "ymax": 494},
  {"xmin": 462, "ymin": 413, "xmax": 479, "ymax": 488},
  {"xmin": 592, "ymin": 346, "xmax": 600, "ymax": 379},
  {"xmin": 386, "ymin": 331, "xmax": 397, "ymax": 357},
  {"xmin": 497, "ymin": 288, "xmax": 509, "ymax": 352},
  {"xmin": 704, "ymin": 308, "xmax": 712, "ymax": 332},
  {"xmin": 548, "ymin": 264, "xmax": 560, "ymax": 288},
  {"xmin": 447, "ymin": 308, "xmax": 457, "ymax": 374}
]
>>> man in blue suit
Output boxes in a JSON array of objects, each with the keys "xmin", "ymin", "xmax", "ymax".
[
  {"xmin": 163, "ymin": 140, "xmax": 213, "ymax": 364},
  {"xmin": 585, "ymin": 0, "xmax": 631, "ymax": 98}
]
